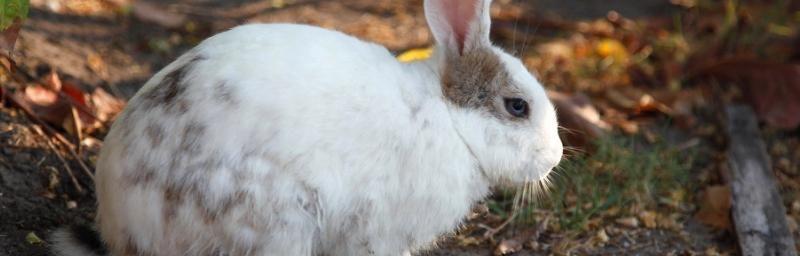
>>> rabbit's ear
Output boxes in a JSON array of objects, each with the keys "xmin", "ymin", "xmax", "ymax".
[{"xmin": 425, "ymin": 0, "xmax": 492, "ymax": 56}]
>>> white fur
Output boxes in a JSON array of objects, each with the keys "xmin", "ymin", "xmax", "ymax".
[{"xmin": 65, "ymin": 0, "xmax": 563, "ymax": 255}]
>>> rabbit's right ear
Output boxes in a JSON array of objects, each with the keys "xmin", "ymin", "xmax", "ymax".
[{"xmin": 424, "ymin": 0, "xmax": 492, "ymax": 56}]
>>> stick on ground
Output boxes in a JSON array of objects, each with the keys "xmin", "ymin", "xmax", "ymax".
[{"xmin": 724, "ymin": 105, "xmax": 797, "ymax": 256}]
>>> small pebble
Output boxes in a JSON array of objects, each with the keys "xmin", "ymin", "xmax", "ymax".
[
  {"xmin": 596, "ymin": 229, "xmax": 610, "ymax": 243},
  {"xmin": 616, "ymin": 217, "xmax": 639, "ymax": 228},
  {"xmin": 494, "ymin": 239, "xmax": 522, "ymax": 256},
  {"xmin": 526, "ymin": 240, "xmax": 540, "ymax": 250}
]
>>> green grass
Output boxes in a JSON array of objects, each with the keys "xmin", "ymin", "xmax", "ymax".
[{"xmin": 488, "ymin": 134, "xmax": 695, "ymax": 231}]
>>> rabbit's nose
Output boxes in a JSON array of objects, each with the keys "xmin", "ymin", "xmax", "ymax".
[{"xmin": 544, "ymin": 138, "xmax": 564, "ymax": 172}]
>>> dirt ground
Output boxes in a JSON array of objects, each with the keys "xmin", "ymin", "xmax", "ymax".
[{"xmin": 1, "ymin": 0, "xmax": 795, "ymax": 255}]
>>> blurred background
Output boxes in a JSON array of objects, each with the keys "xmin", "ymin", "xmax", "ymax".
[{"xmin": 1, "ymin": 0, "xmax": 799, "ymax": 255}]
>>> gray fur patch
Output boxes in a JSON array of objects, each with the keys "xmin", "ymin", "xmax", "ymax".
[
  {"xmin": 144, "ymin": 121, "xmax": 165, "ymax": 148},
  {"xmin": 179, "ymin": 121, "xmax": 206, "ymax": 154},
  {"xmin": 139, "ymin": 55, "xmax": 205, "ymax": 113},
  {"xmin": 162, "ymin": 185, "xmax": 184, "ymax": 225},
  {"xmin": 125, "ymin": 160, "xmax": 157, "ymax": 186},
  {"xmin": 214, "ymin": 81, "xmax": 237, "ymax": 106}
]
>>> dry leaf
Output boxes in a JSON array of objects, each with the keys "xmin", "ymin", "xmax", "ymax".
[
  {"xmin": 86, "ymin": 52, "xmax": 107, "ymax": 75},
  {"xmin": 694, "ymin": 185, "xmax": 732, "ymax": 230},
  {"xmin": 638, "ymin": 211, "xmax": 658, "ymax": 229},
  {"xmin": 396, "ymin": 47, "xmax": 433, "ymax": 62},
  {"xmin": 10, "ymin": 72, "xmax": 97, "ymax": 134},
  {"xmin": 595, "ymin": 38, "xmax": 629, "ymax": 64},
  {"xmin": 89, "ymin": 87, "xmax": 125, "ymax": 123}
]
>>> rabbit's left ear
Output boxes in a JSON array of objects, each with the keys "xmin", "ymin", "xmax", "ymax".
[{"xmin": 424, "ymin": 0, "xmax": 492, "ymax": 56}]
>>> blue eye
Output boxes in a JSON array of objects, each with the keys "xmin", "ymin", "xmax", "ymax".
[{"xmin": 504, "ymin": 98, "xmax": 529, "ymax": 118}]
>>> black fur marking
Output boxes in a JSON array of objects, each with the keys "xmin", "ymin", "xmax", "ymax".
[{"xmin": 69, "ymin": 225, "xmax": 108, "ymax": 255}]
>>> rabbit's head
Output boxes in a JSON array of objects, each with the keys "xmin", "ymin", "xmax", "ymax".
[{"xmin": 425, "ymin": 0, "xmax": 562, "ymax": 186}]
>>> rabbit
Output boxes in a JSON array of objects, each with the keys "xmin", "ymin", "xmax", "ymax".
[{"xmin": 51, "ymin": 0, "xmax": 563, "ymax": 255}]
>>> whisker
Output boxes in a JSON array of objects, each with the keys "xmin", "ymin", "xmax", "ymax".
[{"xmin": 557, "ymin": 125, "xmax": 581, "ymax": 135}]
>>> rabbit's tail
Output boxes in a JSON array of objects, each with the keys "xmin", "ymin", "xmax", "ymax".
[{"xmin": 51, "ymin": 225, "xmax": 108, "ymax": 256}]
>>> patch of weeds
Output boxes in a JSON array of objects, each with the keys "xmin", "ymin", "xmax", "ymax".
[{"xmin": 489, "ymin": 134, "xmax": 694, "ymax": 231}]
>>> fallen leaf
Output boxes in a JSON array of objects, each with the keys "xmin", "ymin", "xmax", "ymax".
[
  {"xmin": 86, "ymin": 52, "xmax": 106, "ymax": 75},
  {"xmin": 694, "ymin": 185, "xmax": 732, "ymax": 230},
  {"xmin": 638, "ymin": 210, "xmax": 658, "ymax": 229},
  {"xmin": 397, "ymin": 47, "xmax": 433, "ymax": 62},
  {"xmin": 25, "ymin": 232, "xmax": 42, "ymax": 245},
  {"xmin": 89, "ymin": 87, "xmax": 125, "ymax": 123},
  {"xmin": 694, "ymin": 58, "xmax": 800, "ymax": 129},
  {"xmin": 10, "ymin": 72, "xmax": 96, "ymax": 133},
  {"xmin": 595, "ymin": 38, "xmax": 629, "ymax": 64},
  {"xmin": 494, "ymin": 239, "xmax": 522, "ymax": 256}
]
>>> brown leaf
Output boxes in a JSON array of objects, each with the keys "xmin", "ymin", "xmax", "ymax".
[
  {"xmin": 89, "ymin": 87, "xmax": 125, "ymax": 123},
  {"xmin": 10, "ymin": 72, "xmax": 92, "ymax": 131},
  {"xmin": 637, "ymin": 210, "xmax": 658, "ymax": 229},
  {"xmin": 694, "ymin": 185, "xmax": 732, "ymax": 230},
  {"xmin": 694, "ymin": 58, "xmax": 800, "ymax": 129}
]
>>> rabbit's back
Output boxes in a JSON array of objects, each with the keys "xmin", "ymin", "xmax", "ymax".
[{"xmin": 94, "ymin": 23, "xmax": 463, "ymax": 255}]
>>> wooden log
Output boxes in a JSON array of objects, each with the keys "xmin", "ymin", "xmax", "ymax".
[{"xmin": 724, "ymin": 105, "xmax": 798, "ymax": 256}]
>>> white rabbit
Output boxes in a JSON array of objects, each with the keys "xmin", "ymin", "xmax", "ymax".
[{"xmin": 52, "ymin": 0, "xmax": 562, "ymax": 255}]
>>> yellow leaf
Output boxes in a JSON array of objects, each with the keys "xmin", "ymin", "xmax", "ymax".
[
  {"xmin": 397, "ymin": 47, "xmax": 433, "ymax": 62},
  {"xmin": 595, "ymin": 39, "xmax": 628, "ymax": 64}
]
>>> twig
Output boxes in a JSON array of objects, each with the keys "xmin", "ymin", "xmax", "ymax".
[
  {"xmin": 479, "ymin": 211, "xmax": 518, "ymax": 239},
  {"xmin": 32, "ymin": 125, "xmax": 84, "ymax": 194},
  {"xmin": 3, "ymin": 91, "xmax": 95, "ymax": 180}
]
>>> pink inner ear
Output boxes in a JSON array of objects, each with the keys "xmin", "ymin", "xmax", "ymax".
[{"xmin": 441, "ymin": 0, "xmax": 479, "ymax": 53}]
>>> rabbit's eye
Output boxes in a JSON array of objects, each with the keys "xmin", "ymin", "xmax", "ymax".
[{"xmin": 504, "ymin": 98, "xmax": 529, "ymax": 118}]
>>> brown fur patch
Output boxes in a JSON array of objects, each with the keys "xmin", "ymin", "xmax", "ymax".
[
  {"xmin": 144, "ymin": 121, "xmax": 165, "ymax": 148},
  {"xmin": 214, "ymin": 81, "xmax": 237, "ymax": 106},
  {"xmin": 442, "ymin": 48, "xmax": 524, "ymax": 120},
  {"xmin": 162, "ymin": 185, "xmax": 184, "ymax": 224},
  {"xmin": 178, "ymin": 121, "xmax": 205, "ymax": 154},
  {"xmin": 125, "ymin": 160, "xmax": 157, "ymax": 186},
  {"xmin": 139, "ymin": 55, "xmax": 205, "ymax": 112}
]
